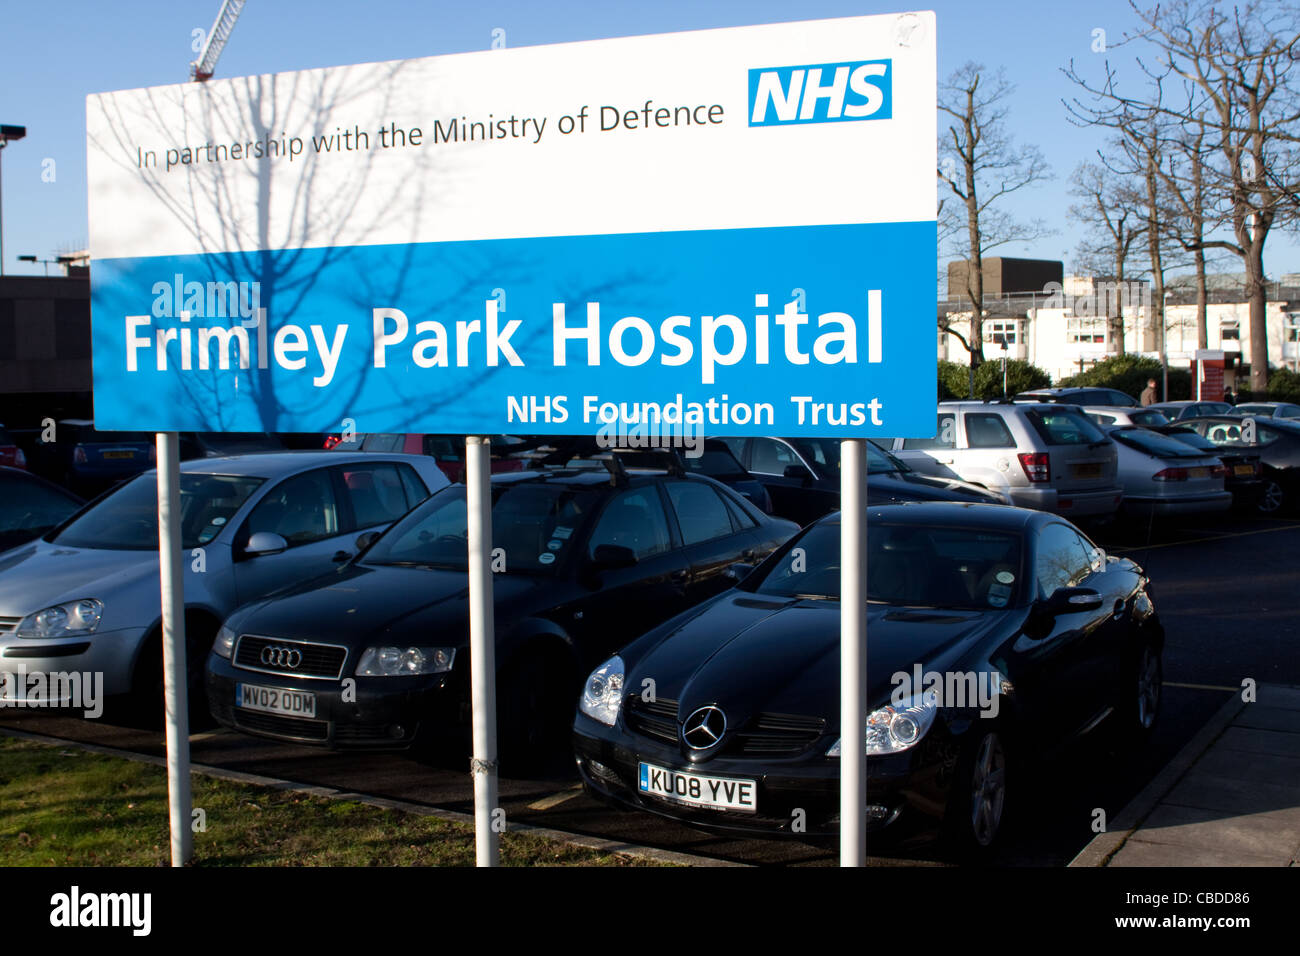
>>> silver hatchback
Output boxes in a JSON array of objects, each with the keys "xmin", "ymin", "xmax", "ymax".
[
  {"xmin": 886, "ymin": 402, "xmax": 1123, "ymax": 518},
  {"xmin": 0, "ymin": 452, "xmax": 448, "ymax": 708}
]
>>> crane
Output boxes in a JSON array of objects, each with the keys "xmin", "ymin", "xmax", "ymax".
[{"xmin": 190, "ymin": 0, "xmax": 246, "ymax": 82}]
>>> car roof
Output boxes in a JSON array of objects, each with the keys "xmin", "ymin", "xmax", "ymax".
[
  {"xmin": 1184, "ymin": 414, "xmax": 1300, "ymax": 431},
  {"xmin": 820, "ymin": 500, "xmax": 1043, "ymax": 532},
  {"xmin": 488, "ymin": 466, "xmax": 714, "ymax": 490},
  {"xmin": 168, "ymin": 451, "xmax": 434, "ymax": 478}
]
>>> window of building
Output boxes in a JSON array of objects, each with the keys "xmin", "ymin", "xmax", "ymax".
[
  {"xmin": 1067, "ymin": 317, "xmax": 1106, "ymax": 345},
  {"xmin": 987, "ymin": 320, "xmax": 1019, "ymax": 346},
  {"xmin": 1220, "ymin": 318, "xmax": 1241, "ymax": 341}
]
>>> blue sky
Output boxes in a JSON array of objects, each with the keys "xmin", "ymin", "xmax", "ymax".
[{"xmin": 1, "ymin": 0, "xmax": 1296, "ymax": 281}]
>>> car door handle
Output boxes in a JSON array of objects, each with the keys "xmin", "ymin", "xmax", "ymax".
[
  {"xmin": 332, "ymin": 550, "xmax": 352, "ymax": 563},
  {"xmin": 669, "ymin": 569, "xmax": 689, "ymax": 583}
]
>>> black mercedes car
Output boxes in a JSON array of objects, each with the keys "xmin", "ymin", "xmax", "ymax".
[
  {"xmin": 205, "ymin": 459, "xmax": 798, "ymax": 768},
  {"xmin": 719, "ymin": 436, "xmax": 1007, "ymax": 526},
  {"xmin": 573, "ymin": 501, "xmax": 1163, "ymax": 853}
]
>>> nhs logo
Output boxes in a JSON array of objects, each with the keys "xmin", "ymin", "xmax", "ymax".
[{"xmin": 748, "ymin": 60, "xmax": 892, "ymax": 126}]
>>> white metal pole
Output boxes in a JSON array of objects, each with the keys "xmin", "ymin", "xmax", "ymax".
[
  {"xmin": 840, "ymin": 438, "xmax": 867, "ymax": 866},
  {"xmin": 156, "ymin": 432, "xmax": 192, "ymax": 866},
  {"xmin": 466, "ymin": 436, "xmax": 499, "ymax": 866}
]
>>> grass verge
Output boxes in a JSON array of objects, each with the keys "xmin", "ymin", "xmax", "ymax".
[{"xmin": 0, "ymin": 736, "xmax": 661, "ymax": 866}]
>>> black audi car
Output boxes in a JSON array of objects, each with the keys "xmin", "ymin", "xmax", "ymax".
[
  {"xmin": 718, "ymin": 436, "xmax": 1007, "ymax": 526},
  {"xmin": 205, "ymin": 459, "xmax": 798, "ymax": 768},
  {"xmin": 573, "ymin": 501, "xmax": 1164, "ymax": 853}
]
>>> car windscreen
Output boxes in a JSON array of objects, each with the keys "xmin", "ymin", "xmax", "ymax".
[
  {"xmin": 1023, "ymin": 409, "xmax": 1106, "ymax": 445},
  {"xmin": 1160, "ymin": 429, "xmax": 1219, "ymax": 452},
  {"xmin": 362, "ymin": 483, "xmax": 599, "ymax": 573},
  {"xmin": 681, "ymin": 447, "xmax": 748, "ymax": 480},
  {"xmin": 1111, "ymin": 427, "xmax": 1205, "ymax": 459},
  {"xmin": 49, "ymin": 473, "xmax": 264, "ymax": 550},
  {"xmin": 74, "ymin": 430, "xmax": 152, "ymax": 445},
  {"xmin": 1128, "ymin": 409, "xmax": 1170, "ymax": 426},
  {"xmin": 866, "ymin": 441, "xmax": 904, "ymax": 474},
  {"xmin": 748, "ymin": 521, "xmax": 1023, "ymax": 610},
  {"xmin": 789, "ymin": 438, "xmax": 842, "ymax": 474},
  {"xmin": 196, "ymin": 433, "xmax": 285, "ymax": 454}
]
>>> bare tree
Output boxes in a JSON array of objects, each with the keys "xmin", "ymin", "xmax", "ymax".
[
  {"xmin": 1066, "ymin": 0, "xmax": 1300, "ymax": 392},
  {"xmin": 1068, "ymin": 159, "xmax": 1148, "ymax": 353},
  {"xmin": 938, "ymin": 63, "xmax": 1053, "ymax": 367}
]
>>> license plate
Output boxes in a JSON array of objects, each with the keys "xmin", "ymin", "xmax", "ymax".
[
  {"xmin": 236, "ymin": 683, "xmax": 316, "ymax": 718},
  {"xmin": 637, "ymin": 761, "xmax": 756, "ymax": 813},
  {"xmin": 102, "ymin": 450, "xmax": 135, "ymax": 459},
  {"xmin": 1234, "ymin": 464, "xmax": 1254, "ymax": 476},
  {"xmin": 1072, "ymin": 462, "xmax": 1102, "ymax": 479}
]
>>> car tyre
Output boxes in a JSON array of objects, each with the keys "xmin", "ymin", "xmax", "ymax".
[
  {"xmin": 125, "ymin": 621, "xmax": 217, "ymax": 729},
  {"xmin": 1120, "ymin": 640, "xmax": 1162, "ymax": 748},
  {"xmin": 1256, "ymin": 478, "xmax": 1286, "ymax": 515},
  {"xmin": 943, "ymin": 726, "xmax": 1012, "ymax": 858}
]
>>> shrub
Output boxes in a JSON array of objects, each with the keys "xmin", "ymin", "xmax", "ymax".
[
  {"xmin": 1057, "ymin": 354, "xmax": 1191, "ymax": 401},
  {"xmin": 938, "ymin": 359, "xmax": 1051, "ymax": 400}
]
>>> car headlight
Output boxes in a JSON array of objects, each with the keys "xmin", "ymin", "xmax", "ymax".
[
  {"xmin": 827, "ymin": 693, "xmax": 938, "ymax": 756},
  {"xmin": 579, "ymin": 655, "xmax": 624, "ymax": 726},
  {"xmin": 213, "ymin": 625, "xmax": 237, "ymax": 660},
  {"xmin": 355, "ymin": 646, "xmax": 456, "ymax": 676},
  {"xmin": 15, "ymin": 599, "xmax": 104, "ymax": 639}
]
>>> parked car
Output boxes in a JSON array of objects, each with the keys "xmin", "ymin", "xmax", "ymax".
[
  {"xmin": 1232, "ymin": 401, "xmax": 1300, "ymax": 420},
  {"xmin": 26, "ymin": 420, "xmax": 155, "ymax": 497},
  {"xmin": 0, "ymin": 466, "xmax": 83, "ymax": 553},
  {"xmin": 719, "ymin": 436, "xmax": 1006, "ymax": 527},
  {"xmin": 179, "ymin": 432, "xmax": 286, "ymax": 460},
  {"xmin": 1103, "ymin": 425, "xmax": 1232, "ymax": 517},
  {"xmin": 205, "ymin": 460, "xmax": 799, "ymax": 766},
  {"xmin": 1178, "ymin": 415, "xmax": 1300, "ymax": 513},
  {"xmin": 1015, "ymin": 386, "xmax": 1138, "ymax": 408},
  {"xmin": 0, "ymin": 453, "xmax": 449, "ymax": 715},
  {"xmin": 1145, "ymin": 401, "xmax": 1236, "ymax": 422},
  {"xmin": 679, "ymin": 439, "xmax": 772, "ymax": 513},
  {"xmin": 573, "ymin": 501, "xmax": 1163, "ymax": 852},
  {"xmin": 1081, "ymin": 406, "xmax": 1171, "ymax": 428},
  {"xmin": 884, "ymin": 402, "xmax": 1123, "ymax": 519},
  {"xmin": 1155, "ymin": 425, "xmax": 1263, "ymax": 510},
  {"xmin": 331, "ymin": 433, "xmax": 526, "ymax": 483},
  {"xmin": 0, "ymin": 425, "xmax": 27, "ymax": 470}
]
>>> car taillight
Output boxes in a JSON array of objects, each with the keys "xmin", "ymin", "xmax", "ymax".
[
  {"xmin": 1018, "ymin": 452, "xmax": 1049, "ymax": 483},
  {"xmin": 1210, "ymin": 464, "xmax": 1227, "ymax": 479},
  {"xmin": 1152, "ymin": 467, "xmax": 1188, "ymax": 481},
  {"xmin": 73, "ymin": 446, "xmax": 87, "ymax": 465},
  {"xmin": 14, "ymin": 448, "xmax": 25, "ymax": 469}
]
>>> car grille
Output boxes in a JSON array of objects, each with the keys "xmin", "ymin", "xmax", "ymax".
[
  {"xmin": 233, "ymin": 709, "xmax": 329, "ymax": 741},
  {"xmin": 732, "ymin": 712, "xmax": 826, "ymax": 757},
  {"xmin": 0, "ymin": 616, "xmax": 21, "ymax": 635},
  {"xmin": 625, "ymin": 696, "xmax": 679, "ymax": 745},
  {"xmin": 234, "ymin": 635, "xmax": 347, "ymax": 680}
]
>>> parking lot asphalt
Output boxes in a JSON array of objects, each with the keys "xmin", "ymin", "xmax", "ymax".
[{"xmin": 1, "ymin": 510, "xmax": 1294, "ymax": 866}]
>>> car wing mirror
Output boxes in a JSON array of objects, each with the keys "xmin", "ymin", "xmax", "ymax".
[
  {"xmin": 590, "ymin": 543, "xmax": 638, "ymax": 570},
  {"xmin": 783, "ymin": 463, "xmax": 813, "ymax": 485},
  {"xmin": 245, "ymin": 531, "xmax": 288, "ymax": 557},
  {"xmin": 1047, "ymin": 586, "xmax": 1103, "ymax": 615},
  {"xmin": 354, "ymin": 530, "xmax": 381, "ymax": 554},
  {"xmin": 722, "ymin": 561, "xmax": 754, "ymax": 582}
]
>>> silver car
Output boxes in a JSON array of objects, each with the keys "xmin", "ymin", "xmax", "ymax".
[
  {"xmin": 1082, "ymin": 406, "xmax": 1172, "ymax": 428},
  {"xmin": 1104, "ymin": 426, "xmax": 1232, "ymax": 517},
  {"xmin": 886, "ymin": 402, "xmax": 1123, "ymax": 518},
  {"xmin": 0, "ymin": 452, "xmax": 449, "ymax": 708}
]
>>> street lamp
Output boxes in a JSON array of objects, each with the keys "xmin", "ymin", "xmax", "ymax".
[{"xmin": 17, "ymin": 254, "xmax": 56, "ymax": 276}]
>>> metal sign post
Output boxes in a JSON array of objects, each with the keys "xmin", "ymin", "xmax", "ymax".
[
  {"xmin": 840, "ymin": 438, "xmax": 867, "ymax": 866},
  {"xmin": 466, "ymin": 436, "xmax": 499, "ymax": 867},
  {"xmin": 155, "ymin": 431, "xmax": 192, "ymax": 866}
]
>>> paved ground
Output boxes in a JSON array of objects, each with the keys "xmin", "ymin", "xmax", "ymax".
[
  {"xmin": 1074, "ymin": 683, "xmax": 1300, "ymax": 866},
  {"xmin": 2, "ymin": 509, "xmax": 1297, "ymax": 865}
]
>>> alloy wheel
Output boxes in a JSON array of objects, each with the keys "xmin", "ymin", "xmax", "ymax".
[
  {"xmin": 1137, "ymin": 646, "xmax": 1160, "ymax": 731},
  {"xmin": 969, "ymin": 732, "xmax": 1006, "ymax": 847},
  {"xmin": 1257, "ymin": 480, "xmax": 1284, "ymax": 514}
]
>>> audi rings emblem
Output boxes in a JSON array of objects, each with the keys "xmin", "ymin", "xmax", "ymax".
[
  {"xmin": 261, "ymin": 645, "xmax": 302, "ymax": 669},
  {"xmin": 682, "ymin": 705, "xmax": 727, "ymax": 751}
]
